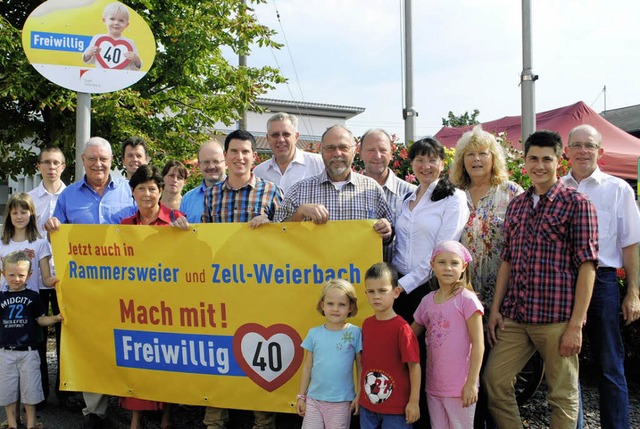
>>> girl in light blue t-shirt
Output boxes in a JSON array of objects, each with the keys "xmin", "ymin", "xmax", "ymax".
[{"xmin": 296, "ymin": 279, "xmax": 363, "ymax": 429}]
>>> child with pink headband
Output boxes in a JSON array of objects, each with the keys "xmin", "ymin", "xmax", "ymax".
[{"xmin": 411, "ymin": 240, "xmax": 484, "ymax": 428}]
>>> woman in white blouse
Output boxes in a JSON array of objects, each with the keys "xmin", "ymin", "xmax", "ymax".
[{"xmin": 392, "ymin": 137, "xmax": 469, "ymax": 323}]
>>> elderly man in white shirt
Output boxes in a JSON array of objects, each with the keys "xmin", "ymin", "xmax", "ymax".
[
  {"xmin": 562, "ymin": 124, "xmax": 640, "ymax": 429},
  {"xmin": 253, "ymin": 112, "xmax": 324, "ymax": 195}
]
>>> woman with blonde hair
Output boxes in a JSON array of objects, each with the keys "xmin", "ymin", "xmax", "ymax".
[
  {"xmin": 450, "ymin": 125, "xmax": 523, "ymax": 309},
  {"xmin": 450, "ymin": 125, "xmax": 523, "ymax": 428}
]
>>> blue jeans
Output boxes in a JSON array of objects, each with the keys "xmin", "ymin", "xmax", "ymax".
[
  {"xmin": 360, "ymin": 406, "xmax": 412, "ymax": 429},
  {"xmin": 583, "ymin": 268, "xmax": 630, "ymax": 428}
]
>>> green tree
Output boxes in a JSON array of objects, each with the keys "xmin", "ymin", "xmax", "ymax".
[
  {"xmin": 0, "ymin": 0, "xmax": 284, "ymax": 181},
  {"xmin": 441, "ymin": 109, "xmax": 480, "ymax": 127}
]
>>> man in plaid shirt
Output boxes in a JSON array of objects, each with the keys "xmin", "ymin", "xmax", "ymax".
[
  {"xmin": 274, "ymin": 125, "xmax": 393, "ymax": 243},
  {"xmin": 202, "ymin": 129, "xmax": 282, "ymax": 428},
  {"xmin": 484, "ymin": 130, "xmax": 598, "ymax": 429},
  {"xmin": 202, "ymin": 129, "xmax": 282, "ymax": 226}
]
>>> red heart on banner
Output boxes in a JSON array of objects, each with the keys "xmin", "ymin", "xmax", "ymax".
[
  {"xmin": 232, "ymin": 323, "xmax": 303, "ymax": 392},
  {"xmin": 94, "ymin": 36, "xmax": 133, "ymax": 70}
]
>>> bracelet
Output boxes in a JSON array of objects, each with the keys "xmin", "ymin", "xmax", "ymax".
[{"xmin": 296, "ymin": 394, "xmax": 306, "ymax": 401}]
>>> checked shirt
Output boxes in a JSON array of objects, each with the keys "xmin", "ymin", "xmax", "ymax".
[
  {"xmin": 274, "ymin": 171, "xmax": 392, "ymax": 223},
  {"xmin": 202, "ymin": 174, "xmax": 282, "ymax": 223},
  {"xmin": 500, "ymin": 180, "xmax": 598, "ymax": 324}
]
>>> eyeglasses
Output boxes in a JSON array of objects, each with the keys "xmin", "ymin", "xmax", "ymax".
[
  {"xmin": 268, "ymin": 132, "xmax": 293, "ymax": 139},
  {"xmin": 39, "ymin": 160, "xmax": 65, "ymax": 167},
  {"xmin": 568, "ymin": 142, "xmax": 600, "ymax": 151},
  {"xmin": 84, "ymin": 156, "xmax": 111, "ymax": 164},
  {"xmin": 200, "ymin": 160, "xmax": 224, "ymax": 167},
  {"xmin": 322, "ymin": 144, "xmax": 354, "ymax": 153}
]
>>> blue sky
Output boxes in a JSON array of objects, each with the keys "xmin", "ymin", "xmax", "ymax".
[{"xmin": 245, "ymin": 0, "xmax": 640, "ymax": 143}]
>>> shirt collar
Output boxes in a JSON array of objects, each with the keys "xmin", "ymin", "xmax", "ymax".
[
  {"xmin": 381, "ymin": 169, "xmax": 403, "ymax": 195},
  {"xmin": 408, "ymin": 179, "xmax": 437, "ymax": 201},
  {"xmin": 132, "ymin": 202, "xmax": 173, "ymax": 225},
  {"xmin": 527, "ymin": 179, "xmax": 565, "ymax": 202},
  {"xmin": 319, "ymin": 169, "xmax": 354, "ymax": 185},
  {"xmin": 200, "ymin": 176, "xmax": 226, "ymax": 191},
  {"xmin": 33, "ymin": 181, "xmax": 67, "ymax": 197},
  {"xmin": 82, "ymin": 174, "xmax": 115, "ymax": 190},
  {"xmin": 564, "ymin": 166, "xmax": 604, "ymax": 186},
  {"xmin": 291, "ymin": 148, "xmax": 305, "ymax": 164},
  {"xmin": 31, "ymin": 182, "xmax": 49, "ymax": 197},
  {"xmin": 222, "ymin": 173, "xmax": 257, "ymax": 190},
  {"xmin": 266, "ymin": 149, "xmax": 305, "ymax": 170}
]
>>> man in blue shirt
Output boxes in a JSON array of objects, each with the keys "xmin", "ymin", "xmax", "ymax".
[
  {"xmin": 45, "ymin": 136, "xmax": 136, "ymax": 429},
  {"xmin": 180, "ymin": 140, "xmax": 227, "ymax": 222},
  {"xmin": 47, "ymin": 137, "xmax": 136, "ymax": 226}
]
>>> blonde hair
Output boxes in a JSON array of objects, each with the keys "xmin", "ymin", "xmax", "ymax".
[
  {"xmin": 103, "ymin": 2, "xmax": 130, "ymax": 20},
  {"xmin": 450, "ymin": 125, "xmax": 509, "ymax": 189},
  {"xmin": 2, "ymin": 193, "xmax": 40, "ymax": 245},
  {"xmin": 316, "ymin": 279, "xmax": 358, "ymax": 317},
  {"xmin": 3, "ymin": 250, "xmax": 32, "ymax": 273}
]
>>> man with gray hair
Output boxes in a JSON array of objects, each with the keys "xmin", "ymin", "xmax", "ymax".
[
  {"xmin": 360, "ymin": 129, "xmax": 416, "ymax": 262},
  {"xmin": 45, "ymin": 136, "xmax": 137, "ymax": 429},
  {"xmin": 253, "ymin": 112, "xmax": 324, "ymax": 194},
  {"xmin": 275, "ymin": 125, "xmax": 393, "ymax": 243},
  {"xmin": 562, "ymin": 124, "xmax": 640, "ymax": 428}
]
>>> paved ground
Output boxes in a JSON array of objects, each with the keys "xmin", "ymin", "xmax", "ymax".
[
  {"xmin": 1, "ymin": 339, "xmax": 638, "ymax": 428},
  {"xmin": 520, "ymin": 378, "xmax": 640, "ymax": 428}
]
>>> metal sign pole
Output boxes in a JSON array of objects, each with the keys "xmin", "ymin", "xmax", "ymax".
[{"xmin": 75, "ymin": 92, "xmax": 91, "ymax": 181}]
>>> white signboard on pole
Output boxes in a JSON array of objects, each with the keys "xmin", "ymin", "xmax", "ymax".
[{"xmin": 22, "ymin": 0, "xmax": 155, "ymax": 94}]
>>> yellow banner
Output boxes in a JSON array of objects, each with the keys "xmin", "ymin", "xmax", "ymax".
[{"xmin": 51, "ymin": 221, "xmax": 379, "ymax": 413}]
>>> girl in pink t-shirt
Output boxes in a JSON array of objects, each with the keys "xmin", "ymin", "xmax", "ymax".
[{"xmin": 411, "ymin": 241, "xmax": 484, "ymax": 429}]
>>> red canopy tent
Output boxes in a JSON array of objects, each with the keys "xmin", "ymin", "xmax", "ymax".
[{"xmin": 435, "ymin": 101, "xmax": 640, "ymax": 180}]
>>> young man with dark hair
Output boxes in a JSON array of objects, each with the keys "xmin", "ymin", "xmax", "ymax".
[{"xmin": 484, "ymin": 130, "xmax": 598, "ymax": 428}]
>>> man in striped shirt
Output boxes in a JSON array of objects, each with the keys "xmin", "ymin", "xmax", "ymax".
[{"xmin": 484, "ymin": 130, "xmax": 598, "ymax": 429}]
